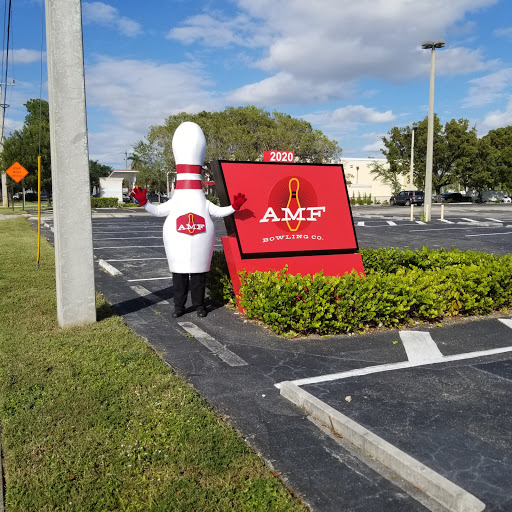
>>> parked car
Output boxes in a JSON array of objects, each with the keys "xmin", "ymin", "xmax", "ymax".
[
  {"xmin": 390, "ymin": 190, "xmax": 424, "ymax": 206},
  {"xmin": 440, "ymin": 192, "xmax": 472, "ymax": 203},
  {"xmin": 502, "ymin": 196, "xmax": 511, "ymax": 203}
]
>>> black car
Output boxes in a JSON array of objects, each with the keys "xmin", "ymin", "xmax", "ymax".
[
  {"xmin": 390, "ymin": 190, "xmax": 424, "ymax": 206},
  {"xmin": 440, "ymin": 192, "xmax": 472, "ymax": 203}
]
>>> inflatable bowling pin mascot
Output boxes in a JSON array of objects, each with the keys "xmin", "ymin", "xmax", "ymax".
[{"xmin": 130, "ymin": 122, "xmax": 247, "ymax": 318}]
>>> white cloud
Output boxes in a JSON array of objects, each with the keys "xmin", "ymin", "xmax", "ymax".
[
  {"xmin": 479, "ymin": 97, "xmax": 512, "ymax": 132},
  {"xmin": 82, "ymin": 2, "xmax": 142, "ymax": 37},
  {"xmin": 83, "ymin": 57, "xmax": 221, "ymax": 165},
  {"xmin": 494, "ymin": 26, "xmax": 512, "ymax": 39},
  {"xmin": 362, "ymin": 139, "xmax": 385, "ymax": 154},
  {"xmin": 331, "ymin": 106, "xmax": 395, "ymax": 124},
  {"xmin": 464, "ymin": 68, "xmax": 512, "ymax": 107},
  {"xmin": 303, "ymin": 106, "xmax": 395, "ymax": 131},
  {"xmin": 170, "ymin": 0, "xmax": 498, "ymax": 106},
  {"xmin": 167, "ymin": 13, "xmax": 268, "ymax": 48},
  {"xmin": 227, "ymin": 72, "xmax": 356, "ymax": 105},
  {"xmin": 8, "ymin": 49, "xmax": 45, "ymax": 64}
]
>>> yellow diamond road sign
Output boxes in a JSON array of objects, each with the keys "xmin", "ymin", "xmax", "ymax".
[{"xmin": 6, "ymin": 162, "xmax": 29, "ymax": 183}]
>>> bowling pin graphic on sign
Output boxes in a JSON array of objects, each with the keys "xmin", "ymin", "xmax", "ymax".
[{"xmin": 286, "ymin": 178, "xmax": 302, "ymax": 232}]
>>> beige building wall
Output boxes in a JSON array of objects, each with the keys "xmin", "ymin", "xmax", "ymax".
[{"xmin": 338, "ymin": 157, "xmax": 393, "ymax": 204}]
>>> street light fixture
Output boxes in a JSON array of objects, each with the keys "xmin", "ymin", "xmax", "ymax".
[{"xmin": 421, "ymin": 39, "xmax": 445, "ymax": 221}]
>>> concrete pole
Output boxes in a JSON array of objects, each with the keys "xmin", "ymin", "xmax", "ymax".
[
  {"xmin": 424, "ymin": 48, "xmax": 436, "ymax": 222},
  {"xmin": 1, "ymin": 89, "xmax": 7, "ymax": 207},
  {"xmin": 45, "ymin": 0, "xmax": 96, "ymax": 327},
  {"xmin": 409, "ymin": 127, "xmax": 415, "ymax": 189}
]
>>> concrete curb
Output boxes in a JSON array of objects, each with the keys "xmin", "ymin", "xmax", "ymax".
[
  {"xmin": 98, "ymin": 259, "xmax": 122, "ymax": 276},
  {"xmin": 280, "ymin": 381, "xmax": 485, "ymax": 512}
]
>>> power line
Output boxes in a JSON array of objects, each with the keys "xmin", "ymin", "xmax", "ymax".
[{"xmin": 1, "ymin": 0, "xmax": 12, "ymax": 140}]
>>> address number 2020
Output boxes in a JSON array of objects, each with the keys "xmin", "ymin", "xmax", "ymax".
[{"xmin": 263, "ymin": 150, "xmax": 295, "ymax": 162}]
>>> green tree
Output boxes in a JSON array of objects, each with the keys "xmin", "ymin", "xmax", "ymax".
[
  {"xmin": 89, "ymin": 160, "xmax": 112, "ymax": 194},
  {"xmin": 369, "ymin": 160, "xmax": 403, "ymax": 195},
  {"xmin": 481, "ymin": 126, "xmax": 512, "ymax": 192},
  {"xmin": 132, "ymin": 138, "xmax": 168, "ymax": 197},
  {"xmin": 456, "ymin": 137, "xmax": 495, "ymax": 200},
  {"xmin": 134, "ymin": 106, "xmax": 341, "ymax": 184},
  {"xmin": 1, "ymin": 99, "xmax": 51, "ymax": 200},
  {"xmin": 380, "ymin": 115, "xmax": 479, "ymax": 200}
]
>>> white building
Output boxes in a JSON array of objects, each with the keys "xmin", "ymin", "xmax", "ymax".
[
  {"xmin": 338, "ymin": 157, "xmax": 394, "ymax": 204},
  {"xmin": 98, "ymin": 169, "xmax": 138, "ymax": 202}
]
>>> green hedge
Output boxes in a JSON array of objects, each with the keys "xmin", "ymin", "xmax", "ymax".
[
  {"xmin": 209, "ymin": 247, "xmax": 512, "ymax": 337},
  {"xmin": 91, "ymin": 197, "xmax": 120, "ymax": 208},
  {"xmin": 206, "ymin": 251, "xmax": 235, "ymax": 305}
]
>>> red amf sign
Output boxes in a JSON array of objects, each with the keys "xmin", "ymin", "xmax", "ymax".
[{"xmin": 212, "ymin": 161, "xmax": 358, "ymax": 258}]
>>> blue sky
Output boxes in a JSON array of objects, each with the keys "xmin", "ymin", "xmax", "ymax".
[{"xmin": 3, "ymin": 0, "xmax": 512, "ymax": 169}]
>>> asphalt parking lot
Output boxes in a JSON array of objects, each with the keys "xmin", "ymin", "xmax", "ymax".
[{"xmin": 33, "ymin": 202, "xmax": 512, "ymax": 512}]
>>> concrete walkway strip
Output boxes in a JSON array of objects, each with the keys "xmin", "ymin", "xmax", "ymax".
[
  {"xmin": 178, "ymin": 322, "xmax": 248, "ymax": 367},
  {"xmin": 280, "ymin": 382, "xmax": 485, "ymax": 512},
  {"xmin": 400, "ymin": 331, "xmax": 444, "ymax": 363},
  {"xmin": 129, "ymin": 285, "xmax": 169, "ymax": 305},
  {"xmin": 98, "ymin": 259, "xmax": 122, "ymax": 276}
]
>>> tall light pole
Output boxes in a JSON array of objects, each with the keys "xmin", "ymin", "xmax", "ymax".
[
  {"xmin": 421, "ymin": 39, "xmax": 445, "ymax": 221},
  {"xmin": 409, "ymin": 124, "xmax": 417, "ymax": 189}
]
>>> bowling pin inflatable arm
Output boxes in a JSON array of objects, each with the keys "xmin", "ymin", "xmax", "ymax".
[
  {"xmin": 130, "ymin": 186, "xmax": 148, "ymax": 206},
  {"xmin": 232, "ymin": 193, "xmax": 247, "ymax": 210}
]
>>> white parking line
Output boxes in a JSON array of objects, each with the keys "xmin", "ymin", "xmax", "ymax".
[
  {"xmin": 498, "ymin": 318, "xmax": 512, "ymax": 329},
  {"xmin": 486, "ymin": 218, "xmax": 504, "ymax": 223},
  {"xmin": 415, "ymin": 221, "xmax": 426, "ymax": 225},
  {"xmin": 276, "ymin": 343, "xmax": 512, "ymax": 388},
  {"xmin": 129, "ymin": 285, "xmax": 170, "ymax": 305},
  {"xmin": 103, "ymin": 257, "xmax": 167, "ymax": 262},
  {"xmin": 410, "ymin": 227, "xmax": 476, "ymax": 232},
  {"xmin": 178, "ymin": 322, "xmax": 248, "ymax": 367},
  {"xmin": 460, "ymin": 217, "xmax": 479, "ymax": 223},
  {"xmin": 94, "ymin": 245, "xmax": 164, "ymax": 249},
  {"xmin": 440, "ymin": 219, "xmax": 454, "ymax": 224},
  {"xmin": 127, "ymin": 277, "xmax": 173, "ymax": 282},
  {"xmin": 466, "ymin": 232, "xmax": 512, "ymax": 237},
  {"xmin": 357, "ymin": 221, "xmax": 365, "ymax": 226},
  {"xmin": 386, "ymin": 221, "xmax": 397, "ymax": 226},
  {"xmin": 93, "ymin": 236, "xmax": 162, "ymax": 240}
]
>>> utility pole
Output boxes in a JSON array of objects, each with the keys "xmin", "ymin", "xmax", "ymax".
[
  {"xmin": 45, "ymin": 0, "xmax": 96, "ymax": 327},
  {"xmin": 1, "ymin": 91, "xmax": 6, "ymax": 206},
  {"xmin": 1, "ymin": 83, "xmax": 14, "ymax": 207}
]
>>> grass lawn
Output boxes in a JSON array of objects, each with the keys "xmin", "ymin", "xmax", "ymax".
[
  {"xmin": 0, "ymin": 218, "xmax": 306, "ymax": 511},
  {"xmin": 0, "ymin": 204, "xmax": 52, "ymax": 215}
]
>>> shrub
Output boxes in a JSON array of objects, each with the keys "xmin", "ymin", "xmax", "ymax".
[
  {"xmin": 91, "ymin": 197, "xmax": 119, "ymax": 208},
  {"xmin": 206, "ymin": 251, "xmax": 235, "ymax": 305},
  {"xmin": 206, "ymin": 195, "xmax": 220, "ymax": 205},
  {"xmin": 235, "ymin": 247, "xmax": 512, "ymax": 336}
]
